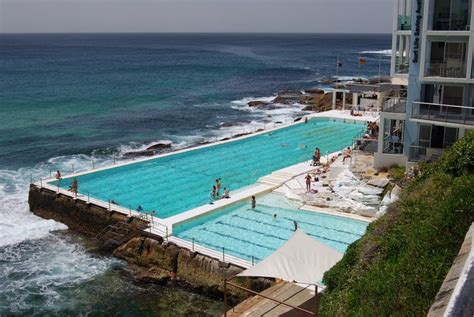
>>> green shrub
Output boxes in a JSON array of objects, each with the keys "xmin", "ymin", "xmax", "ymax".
[{"xmin": 319, "ymin": 131, "xmax": 474, "ymax": 316}]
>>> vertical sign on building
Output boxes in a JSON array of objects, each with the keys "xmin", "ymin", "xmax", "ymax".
[{"xmin": 412, "ymin": 0, "xmax": 422, "ymax": 63}]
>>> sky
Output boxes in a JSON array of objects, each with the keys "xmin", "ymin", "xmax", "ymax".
[{"xmin": 0, "ymin": 0, "xmax": 393, "ymax": 34}]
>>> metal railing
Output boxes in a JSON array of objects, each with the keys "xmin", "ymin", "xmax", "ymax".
[
  {"xmin": 383, "ymin": 140, "xmax": 404, "ymax": 154},
  {"xmin": 408, "ymin": 145, "xmax": 427, "ymax": 162},
  {"xmin": 382, "ymin": 96, "xmax": 407, "ymax": 113},
  {"xmin": 408, "ymin": 145, "xmax": 445, "ymax": 163},
  {"xmin": 224, "ymin": 278, "xmax": 319, "ymax": 316},
  {"xmin": 412, "ymin": 101, "xmax": 474, "ymax": 126},
  {"xmin": 425, "ymin": 61, "xmax": 467, "ymax": 78},
  {"xmin": 431, "ymin": 17, "xmax": 470, "ymax": 31}
]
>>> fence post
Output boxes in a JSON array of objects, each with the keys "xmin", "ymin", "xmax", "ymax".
[
  {"xmin": 72, "ymin": 164, "xmax": 74, "ymax": 174},
  {"xmin": 108, "ymin": 199, "xmax": 111, "ymax": 210},
  {"xmin": 92, "ymin": 160, "xmax": 95, "ymax": 169},
  {"xmin": 222, "ymin": 247, "xmax": 225, "ymax": 262},
  {"xmin": 252, "ymin": 256, "xmax": 254, "ymax": 266},
  {"xmin": 192, "ymin": 238, "xmax": 195, "ymax": 251},
  {"xmin": 129, "ymin": 205, "xmax": 131, "ymax": 217},
  {"xmin": 49, "ymin": 169, "xmax": 52, "ymax": 178},
  {"xmin": 40, "ymin": 178, "xmax": 42, "ymax": 188},
  {"xmin": 87, "ymin": 192, "xmax": 90, "ymax": 203}
]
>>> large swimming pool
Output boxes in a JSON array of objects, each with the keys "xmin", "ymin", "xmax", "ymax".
[
  {"xmin": 50, "ymin": 118, "xmax": 364, "ymax": 218},
  {"xmin": 173, "ymin": 193, "xmax": 368, "ymax": 262}
]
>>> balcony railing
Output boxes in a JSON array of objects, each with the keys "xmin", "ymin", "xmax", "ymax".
[
  {"xmin": 411, "ymin": 101, "xmax": 474, "ymax": 126},
  {"xmin": 425, "ymin": 61, "xmax": 467, "ymax": 78},
  {"xmin": 431, "ymin": 17, "xmax": 470, "ymax": 31},
  {"xmin": 383, "ymin": 140, "xmax": 404, "ymax": 154},
  {"xmin": 382, "ymin": 97, "xmax": 407, "ymax": 113},
  {"xmin": 408, "ymin": 145, "xmax": 445, "ymax": 162}
]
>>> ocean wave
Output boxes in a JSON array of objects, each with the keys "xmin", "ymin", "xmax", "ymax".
[
  {"xmin": 359, "ymin": 49, "xmax": 392, "ymax": 56},
  {"xmin": 0, "ymin": 234, "xmax": 119, "ymax": 314},
  {"xmin": 332, "ymin": 75, "xmax": 368, "ymax": 82}
]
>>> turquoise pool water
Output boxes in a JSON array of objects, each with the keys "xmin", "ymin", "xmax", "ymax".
[
  {"xmin": 50, "ymin": 118, "xmax": 364, "ymax": 218},
  {"xmin": 173, "ymin": 194, "xmax": 368, "ymax": 262}
]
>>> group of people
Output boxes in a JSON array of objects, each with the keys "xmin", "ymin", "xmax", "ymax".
[
  {"xmin": 210, "ymin": 178, "xmax": 230, "ymax": 203},
  {"xmin": 365, "ymin": 121, "xmax": 379, "ymax": 138}
]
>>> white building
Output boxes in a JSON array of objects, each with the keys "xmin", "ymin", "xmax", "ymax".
[{"xmin": 375, "ymin": 0, "xmax": 474, "ymax": 169}]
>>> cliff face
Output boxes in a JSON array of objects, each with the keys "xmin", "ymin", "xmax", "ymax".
[
  {"xmin": 113, "ymin": 236, "xmax": 272, "ymax": 300},
  {"xmin": 28, "ymin": 185, "xmax": 147, "ymax": 236}
]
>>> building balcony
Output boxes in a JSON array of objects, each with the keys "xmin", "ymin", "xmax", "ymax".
[
  {"xmin": 425, "ymin": 61, "xmax": 467, "ymax": 79},
  {"xmin": 394, "ymin": 57, "xmax": 409, "ymax": 74},
  {"xmin": 408, "ymin": 145, "xmax": 445, "ymax": 162},
  {"xmin": 382, "ymin": 97, "xmax": 406, "ymax": 113},
  {"xmin": 411, "ymin": 101, "xmax": 474, "ymax": 126}
]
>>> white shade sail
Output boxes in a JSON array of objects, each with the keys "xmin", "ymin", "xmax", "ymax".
[{"xmin": 238, "ymin": 229, "xmax": 343, "ymax": 284}]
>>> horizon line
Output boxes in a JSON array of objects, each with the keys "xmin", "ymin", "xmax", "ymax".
[{"xmin": 0, "ymin": 31, "xmax": 392, "ymax": 36}]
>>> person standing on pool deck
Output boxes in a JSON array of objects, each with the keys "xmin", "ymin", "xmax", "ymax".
[
  {"xmin": 305, "ymin": 174, "xmax": 312, "ymax": 192},
  {"xmin": 70, "ymin": 177, "xmax": 78, "ymax": 197},
  {"xmin": 251, "ymin": 196, "xmax": 256, "ymax": 209},
  {"xmin": 55, "ymin": 170, "xmax": 61, "ymax": 180}
]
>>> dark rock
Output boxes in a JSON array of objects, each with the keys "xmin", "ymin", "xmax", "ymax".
[
  {"xmin": 304, "ymin": 88, "xmax": 325, "ymax": 95},
  {"xmin": 247, "ymin": 100, "xmax": 270, "ymax": 107},
  {"xmin": 122, "ymin": 150, "xmax": 155, "ymax": 158},
  {"xmin": 146, "ymin": 141, "xmax": 172, "ymax": 151}
]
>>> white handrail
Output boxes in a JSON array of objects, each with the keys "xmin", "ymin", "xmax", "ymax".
[{"xmin": 413, "ymin": 101, "xmax": 473, "ymax": 110}]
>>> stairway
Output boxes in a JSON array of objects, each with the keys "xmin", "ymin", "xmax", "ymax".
[
  {"xmin": 258, "ymin": 171, "xmax": 294, "ymax": 187},
  {"xmin": 96, "ymin": 221, "xmax": 146, "ymax": 248}
]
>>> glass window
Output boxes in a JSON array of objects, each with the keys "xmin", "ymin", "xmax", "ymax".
[
  {"xmin": 419, "ymin": 125, "xmax": 431, "ymax": 147},
  {"xmin": 444, "ymin": 127, "xmax": 459, "ymax": 148},
  {"xmin": 431, "ymin": 0, "xmax": 471, "ymax": 31},
  {"xmin": 426, "ymin": 41, "xmax": 467, "ymax": 78}
]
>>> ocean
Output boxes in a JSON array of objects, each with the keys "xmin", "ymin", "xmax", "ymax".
[{"xmin": 0, "ymin": 33, "xmax": 390, "ymax": 315}]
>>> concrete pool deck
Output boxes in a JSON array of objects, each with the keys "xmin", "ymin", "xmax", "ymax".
[{"xmin": 33, "ymin": 110, "xmax": 379, "ymax": 268}]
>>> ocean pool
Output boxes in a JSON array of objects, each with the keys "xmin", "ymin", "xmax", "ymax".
[
  {"xmin": 173, "ymin": 193, "xmax": 368, "ymax": 262},
  {"xmin": 50, "ymin": 118, "xmax": 364, "ymax": 218}
]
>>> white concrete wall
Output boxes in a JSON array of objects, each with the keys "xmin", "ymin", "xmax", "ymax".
[{"xmin": 374, "ymin": 153, "xmax": 407, "ymax": 169}]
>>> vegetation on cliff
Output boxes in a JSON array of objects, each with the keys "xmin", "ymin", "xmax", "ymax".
[{"xmin": 319, "ymin": 130, "xmax": 474, "ymax": 316}]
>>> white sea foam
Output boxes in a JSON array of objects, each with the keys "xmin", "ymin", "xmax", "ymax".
[
  {"xmin": 359, "ymin": 49, "xmax": 392, "ymax": 56},
  {"xmin": 230, "ymin": 95, "xmax": 277, "ymax": 107},
  {"xmin": 0, "ymin": 233, "xmax": 119, "ymax": 313}
]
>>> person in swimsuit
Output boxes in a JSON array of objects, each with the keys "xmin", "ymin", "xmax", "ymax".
[
  {"xmin": 55, "ymin": 170, "xmax": 61, "ymax": 180},
  {"xmin": 71, "ymin": 177, "xmax": 78, "ymax": 196},
  {"xmin": 305, "ymin": 174, "xmax": 312, "ymax": 192},
  {"xmin": 251, "ymin": 196, "xmax": 256, "ymax": 209},
  {"xmin": 223, "ymin": 187, "xmax": 230, "ymax": 199},
  {"xmin": 215, "ymin": 178, "xmax": 221, "ymax": 195}
]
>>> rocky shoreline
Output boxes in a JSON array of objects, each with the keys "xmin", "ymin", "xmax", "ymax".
[
  {"xmin": 246, "ymin": 87, "xmax": 352, "ymax": 112},
  {"xmin": 28, "ymin": 185, "xmax": 271, "ymax": 304}
]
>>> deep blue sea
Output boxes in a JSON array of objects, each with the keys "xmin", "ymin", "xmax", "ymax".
[{"xmin": 0, "ymin": 33, "xmax": 390, "ymax": 315}]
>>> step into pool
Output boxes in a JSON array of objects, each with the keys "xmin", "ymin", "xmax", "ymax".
[
  {"xmin": 50, "ymin": 118, "xmax": 364, "ymax": 218},
  {"xmin": 173, "ymin": 193, "xmax": 368, "ymax": 262}
]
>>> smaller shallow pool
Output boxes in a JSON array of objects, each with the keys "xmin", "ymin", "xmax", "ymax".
[{"xmin": 173, "ymin": 194, "xmax": 368, "ymax": 263}]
